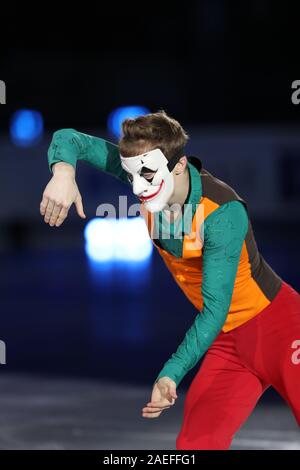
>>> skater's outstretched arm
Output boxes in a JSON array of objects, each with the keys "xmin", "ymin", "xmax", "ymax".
[{"xmin": 40, "ymin": 129, "xmax": 128, "ymax": 226}]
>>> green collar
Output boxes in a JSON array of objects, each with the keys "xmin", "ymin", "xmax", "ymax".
[
  {"xmin": 183, "ymin": 160, "xmax": 202, "ymax": 233},
  {"xmin": 156, "ymin": 160, "xmax": 202, "ymax": 239}
]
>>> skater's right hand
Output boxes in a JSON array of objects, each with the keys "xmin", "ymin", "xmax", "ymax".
[
  {"xmin": 40, "ymin": 162, "xmax": 86, "ymax": 227},
  {"xmin": 142, "ymin": 377, "xmax": 178, "ymax": 419}
]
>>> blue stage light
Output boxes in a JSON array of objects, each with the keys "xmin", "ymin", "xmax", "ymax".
[
  {"xmin": 107, "ymin": 106, "xmax": 150, "ymax": 139},
  {"xmin": 10, "ymin": 109, "xmax": 44, "ymax": 147},
  {"xmin": 84, "ymin": 217, "xmax": 153, "ymax": 263}
]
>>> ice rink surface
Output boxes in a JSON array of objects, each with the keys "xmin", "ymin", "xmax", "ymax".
[{"xmin": 0, "ymin": 375, "xmax": 299, "ymax": 450}]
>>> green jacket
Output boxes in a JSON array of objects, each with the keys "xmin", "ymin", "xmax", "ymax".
[{"xmin": 48, "ymin": 129, "xmax": 248, "ymax": 387}]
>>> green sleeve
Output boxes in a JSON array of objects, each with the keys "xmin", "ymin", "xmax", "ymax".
[
  {"xmin": 47, "ymin": 128, "xmax": 129, "ymax": 184},
  {"xmin": 154, "ymin": 201, "xmax": 249, "ymax": 387}
]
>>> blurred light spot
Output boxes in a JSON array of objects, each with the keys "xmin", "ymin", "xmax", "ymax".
[
  {"xmin": 10, "ymin": 109, "xmax": 44, "ymax": 147},
  {"xmin": 84, "ymin": 217, "xmax": 153, "ymax": 263},
  {"xmin": 107, "ymin": 106, "xmax": 150, "ymax": 139}
]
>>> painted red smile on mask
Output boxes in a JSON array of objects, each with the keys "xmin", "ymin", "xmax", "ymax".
[{"xmin": 139, "ymin": 180, "xmax": 164, "ymax": 201}]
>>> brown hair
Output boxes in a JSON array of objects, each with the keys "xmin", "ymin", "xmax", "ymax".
[{"xmin": 119, "ymin": 110, "xmax": 189, "ymax": 160}]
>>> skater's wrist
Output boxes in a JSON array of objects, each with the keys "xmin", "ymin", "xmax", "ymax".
[
  {"xmin": 53, "ymin": 162, "xmax": 75, "ymax": 178},
  {"xmin": 156, "ymin": 376, "xmax": 176, "ymax": 386}
]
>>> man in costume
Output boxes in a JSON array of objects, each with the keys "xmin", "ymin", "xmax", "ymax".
[{"xmin": 40, "ymin": 111, "xmax": 300, "ymax": 449}]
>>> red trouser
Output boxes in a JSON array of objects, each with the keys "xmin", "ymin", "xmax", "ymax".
[{"xmin": 176, "ymin": 282, "xmax": 300, "ymax": 450}]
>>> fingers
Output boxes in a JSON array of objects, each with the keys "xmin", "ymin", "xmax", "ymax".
[
  {"xmin": 43, "ymin": 200, "xmax": 55, "ymax": 224},
  {"xmin": 49, "ymin": 203, "xmax": 63, "ymax": 226},
  {"xmin": 169, "ymin": 387, "xmax": 178, "ymax": 400},
  {"xmin": 142, "ymin": 402, "xmax": 173, "ymax": 418},
  {"xmin": 142, "ymin": 381, "xmax": 178, "ymax": 418},
  {"xmin": 147, "ymin": 399, "xmax": 175, "ymax": 409},
  {"xmin": 44, "ymin": 201, "xmax": 63, "ymax": 226},
  {"xmin": 162, "ymin": 392, "xmax": 176, "ymax": 403},
  {"xmin": 55, "ymin": 206, "xmax": 69, "ymax": 227},
  {"xmin": 142, "ymin": 406, "xmax": 164, "ymax": 418},
  {"xmin": 40, "ymin": 195, "xmax": 49, "ymax": 216},
  {"xmin": 142, "ymin": 411, "xmax": 162, "ymax": 419},
  {"xmin": 75, "ymin": 194, "xmax": 86, "ymax": 219},
  {"xmin": 143, "ymin": 405, "xmax": 171, "ymax": 413},
  {"xmin": 167, "ymin": 392, "xmax": 177, "ymax": 402},
  {"xmin": 41, "ymin": 197, "xmax": 70, "ymax": 227},
  {"xmin": 141, "ymin": 398, "xmax": 174, "ymax": 418}
]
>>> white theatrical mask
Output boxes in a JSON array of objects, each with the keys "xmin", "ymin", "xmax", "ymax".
[{"xmin": 120, "ymin": 148, "xmax": 175, "ymax": 213}]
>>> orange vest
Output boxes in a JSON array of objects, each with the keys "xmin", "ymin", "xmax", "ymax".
[{"xmin": 140, "ymin": 162, "xmax": 282, "ymax": 332}]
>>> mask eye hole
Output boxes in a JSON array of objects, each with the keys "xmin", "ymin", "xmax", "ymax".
[
  {"xmin": 143, "ymin": 174, "xmax": 155, "ymax": 183},
  {"xmin": 140, "ymin": 168, "xmax": 157, "ymax": 183}
]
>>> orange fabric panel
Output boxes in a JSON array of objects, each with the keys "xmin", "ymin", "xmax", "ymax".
[{"xmin": 140, "ymin": 198, "xmax": 271, "ymax": 332}]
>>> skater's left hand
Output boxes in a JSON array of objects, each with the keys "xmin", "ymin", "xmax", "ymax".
[{"xmin": 142, "ymin": 377, "xmax": 177, "ymax": 419}]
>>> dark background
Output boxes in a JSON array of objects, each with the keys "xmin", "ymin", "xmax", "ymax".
[
  {"xmin": 1, "ymin": 1, "xmax": 299, "ymax": 128},
  {"xmin": 0, "ymin": 1, "xmax": 299, "ymax": 391}
]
